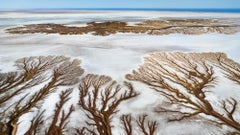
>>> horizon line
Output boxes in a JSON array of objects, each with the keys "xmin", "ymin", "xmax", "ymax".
[
  {"xmin": 1, "ymin": 7, "xmax": 240, "ymax": 9},
  {"xmin": 1, "ymin": 8, "xmax": 240, "ymax": 12}
]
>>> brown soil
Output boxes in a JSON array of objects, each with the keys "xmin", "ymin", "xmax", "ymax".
[{"xmin": 6, "ymin": 19, "xmax": 240, "ymax": 36}]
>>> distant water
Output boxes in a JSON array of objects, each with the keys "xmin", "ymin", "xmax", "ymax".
[
  {"xmin": 0, "ymin": 8, "xmax": 240, "ymax": 27},
  {"xmin": 31, "ymin": 8, "xmax": 240, "ymax": 13}
]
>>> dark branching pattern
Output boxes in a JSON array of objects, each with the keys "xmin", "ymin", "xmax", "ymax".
[
  {"xmin": 120, "ymin": 114, "xmax": 133, "ymax": 135},
  {"xmin": 216, "ymin": 54, "xmax": 240, "ymax": 85},
  {"xmin": 46, "ymin": 89, "xmax": 75, "ymax": 135},
  {"xmin": 126, "ymin": 52, "xmax": 240, "ymax": 131},
  {"xmin": 24, "ymin": 89, "xmax": 75, "ymax": 135},
  {"xmin": 120, "ymin": 114, "xmax": 158, "ymax": 135},
  {"xmin": 0, "ymin": 56, "xmax": 84, "ymax": 135},
  {"xmin": 0, "ymin": 52, "xmax": 239, "ymax": 134},
  {"xmin": 137, "ymin": 114, "xmax": 158, "ymax": 135},
  {"xmin": 24, "ymin": 110, "xmax": 45, "ymax": 135},
  {"xmin": 77, "ymin": 74, "xmax": 139, "ymax": 135}
]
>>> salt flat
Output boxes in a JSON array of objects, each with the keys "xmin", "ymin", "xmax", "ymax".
[{"xmin": 0, "ymin": 11, "xmax": 240, "ymax": 135}]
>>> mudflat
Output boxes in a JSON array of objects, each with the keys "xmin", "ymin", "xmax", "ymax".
[{"xmin": 7, "ymin": 18, "xmax": 240, "ymax": 35}]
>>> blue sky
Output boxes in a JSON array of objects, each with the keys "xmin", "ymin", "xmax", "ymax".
[{"xmin": 1, "ymin": 0, "xmax": 240, "ymax": 9}]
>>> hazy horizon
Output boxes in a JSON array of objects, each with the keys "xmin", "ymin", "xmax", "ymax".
[
  {"xmin": 1, "ymin": 0, "xmax": 240, "ymax": 10},
  {"xmin": 1, "ymin": 8, "xmax": 240, "ymax": 13}
]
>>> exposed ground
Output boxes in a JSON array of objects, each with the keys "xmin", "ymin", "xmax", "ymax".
[
  {"xmin": 0, "ymin": 52, "xmax": 240, "ymax": 135},
  {"xmin": 1, "ymin": 11, "xmax": 240, "ymax": 135},
  {"xmin": 6, "ymin": 19, "xmax": 240, "ymax": 36}
]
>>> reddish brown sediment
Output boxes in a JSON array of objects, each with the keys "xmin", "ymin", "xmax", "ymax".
[
  {"xmin": 0, "ymin": 52, "xmax": 240, "ymax": 134},
  {"xmin": 126, "ymin": 52, "xmax": 240, "ymax": 131},
  {"xmin": 0, "ymin": 56, "xmax": 84, "ymax": 135},
  {"xmin": 6, "ymin": 19, "xmax": 240, "ymax": 36},
  {"xmin": 77, "ymin": 74, "xmax": 139, "ymax": 135}
]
